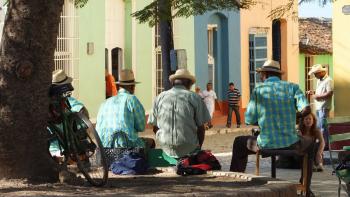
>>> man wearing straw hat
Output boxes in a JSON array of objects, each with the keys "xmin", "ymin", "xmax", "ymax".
[
  {"xmin": 148, "ymin": 68, "xmax": 211, "ymax": 158},
  {"xmin": 307, "ymin": 64, "xmax": 333, "ymax": 148},
  {"xmin": 229, "ymin": 60, "xmax": 313, "ymax": 176},
  {"xmin": 96, "ymin": 69, "xmax": 153, "ymax": 149}
]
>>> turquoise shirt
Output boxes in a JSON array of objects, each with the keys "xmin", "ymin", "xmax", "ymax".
[
  {"xmin": 245, "ymin": 77, "xmax": 309, "ymax": 149},
  {"xmin": 49, "ymin": 97, "xmax": 85, "ymax": 153},
  {"xmin": 148, "ymin": 85, "xmax": 211, "ymax": 158},
  {"xmin": 96, "ymin": 88, "xmax": 145, "ymax": 148}
]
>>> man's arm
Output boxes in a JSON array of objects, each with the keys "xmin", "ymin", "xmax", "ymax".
[
  {"xmin": 197, "ymin": 125, "xmax": 205, "ymax": 148},
  {"xmin": 153, "ymin": 126, "xmax": 159, "ymax": 135},
  {"xmin": 314, "ymin": 91, "xmax": 333, "ymax": 101}
]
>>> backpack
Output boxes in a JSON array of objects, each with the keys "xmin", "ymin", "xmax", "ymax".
[{"xmin": 176, "ymin": 150, "xmax": 221, "ymax": 176}]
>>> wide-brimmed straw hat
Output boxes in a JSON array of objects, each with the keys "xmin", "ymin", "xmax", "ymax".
[
  {"xmin": 256, "ymin": 60, "xmax": 283, "ymax": 74},
  {"xmin": 116, "ymin": 69, "xmax": 140, "ymax": 85},
  {"xmin": 52, "ymin": 69, "xmax": 73, "ymax": 85},
  {"xmin": 169, "ymin": 68, "xmax": 196, "ymax": 83},
  {"xmin": 308, "ymin": 64, "xmax": 327, "ymax": 75}
]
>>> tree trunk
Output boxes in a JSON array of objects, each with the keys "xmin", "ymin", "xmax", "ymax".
[
  {"xmin": 158, "ymin": 0, "xmax": 174, "ymax": 91},
  {"xmin": 0, "ymin": 0, "xmax": 64, "ymax": 181}
]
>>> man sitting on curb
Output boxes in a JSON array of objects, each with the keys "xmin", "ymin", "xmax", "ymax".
[
  {"xmin": 96, "ymin": 69, "xmax": 154, "ymax": 149},
  {"xmin": 148, "ymin": 68, "xmax": 211, "ymax": 159}
]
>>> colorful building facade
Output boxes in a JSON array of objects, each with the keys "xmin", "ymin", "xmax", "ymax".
[
  {"xmin": 49, "ymin": 0, "xmax": 300, "ymax": 120},
  {"xmin": 333, "ymin": 0, "xmax": 350, "ymax": 116},
  {"xmin": 124, "ymin": 0, "xmax": 300, "ymax": 116},
  {"xmin": 298, "ymin": 18, "xmax": 333, "ymax": 115}
]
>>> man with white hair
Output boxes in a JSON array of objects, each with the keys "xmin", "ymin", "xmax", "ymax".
[
  {"xmin": 307, "ymin": 64, "xmax": 333, "ymax": 148},
  {"xmin": 148, "ymin": 68, "xmax": 211, "ymax": 158}
]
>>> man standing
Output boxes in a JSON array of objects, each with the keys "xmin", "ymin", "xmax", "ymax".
[
  {"xmin": 96, "ymin": 69, "xmax": 151, "ymax": 148},
  {"xmin": 148, "ymin": 68, "xmax": 211, "ymax": 158},
  {"xmin": 307, "ymin": 64, "xmax": 333, "ymax": 148},
  {"xmin": 226, "ymin": 83, "xmax": 241, "ymax": 128},
  {"xmin": 229, "ymin": 60, "xmax": 313, "ymax": 192},
  {"xmin": 201, "ymin": 82, "xmax": 217, "ymax": 128}
]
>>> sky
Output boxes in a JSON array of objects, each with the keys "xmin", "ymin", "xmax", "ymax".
[{"xmin": 299, "ymin": 1, "xmax": 332, "ymax": 18}]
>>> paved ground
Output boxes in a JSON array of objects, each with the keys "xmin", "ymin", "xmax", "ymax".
[{"xmin": 141, "ymin": 125, "xmax": 348, "ymax": 197}]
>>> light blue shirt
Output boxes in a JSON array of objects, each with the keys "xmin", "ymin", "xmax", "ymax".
[
  {"xmin": 245, "ymin": 77, "xmax": 309, "ymax": 149},
  {"xmin": 96, "ymin": 88, "xmax": 145, "ymax": 148},
  {"xmin": 148, "ymin": 85, "xmax": 211, "ymax": 158}
]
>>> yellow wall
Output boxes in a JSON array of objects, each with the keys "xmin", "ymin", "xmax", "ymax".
[
  {"xmin": 240, "ymin": 0, "xmax": 299, "ymax": 107},
  {"xmin": 333, "ymin": 0, "xmax": 350, "ymax": 116}
]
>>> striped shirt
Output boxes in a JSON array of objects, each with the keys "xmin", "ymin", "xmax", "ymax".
[
  {"xmin": 96, "ymin": 88, "xmax": 145, "ymax": 148},
  {"xmin": 245, "ymin": 77, "xmax": 309, "ymax": 149},
  {"xmin": 227, "ymin": 88, "xmax": 241, "ymax": 106}
]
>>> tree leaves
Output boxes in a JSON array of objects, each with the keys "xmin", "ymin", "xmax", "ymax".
[{"xmin": 132, "ymin": 0, "xmax": 256, "ymax": 27}]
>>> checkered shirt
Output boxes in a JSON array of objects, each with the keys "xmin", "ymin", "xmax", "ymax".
[
  {"xmin": 245, "ymin": 77, "xmax": 309, "ymax": 149},
  {"xmin": 96, "ymin": 88, "xmax": 145, "ymax": 148}
]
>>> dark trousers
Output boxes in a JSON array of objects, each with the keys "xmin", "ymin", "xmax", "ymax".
[
  {"xmin": 230, "ymin": 135, "xmax": 315, "ymax": 176},
  {"xmin": 227, "ymin": 105, "xmax": 241, "ymax": 125}
]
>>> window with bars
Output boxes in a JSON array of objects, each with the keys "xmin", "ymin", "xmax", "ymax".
[
  {"xmin": 154, "ymin": 23, "xmax": 163, "ymax": 96},
  {"xmin": 305, "ymin": 56, "xmax": 314, "ymax": 103},
  {"xmin": 54, "ymin": 0, "xmax": 79, "ymax": 95},
  {"xmin": 249, "ymin": 34, "xmax": 267, "ymax": 94}
]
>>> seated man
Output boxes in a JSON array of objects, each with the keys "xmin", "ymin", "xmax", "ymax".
[
  {"xmin": 96, "ymin": 69, "xmax": 154, "ymax": 149},
  {"xmin": 148, "ymin": 68, "xmax": 211, "ymax": 159},
  {"xmin": 229, "ymin": 60, "xmax": 313, "ymax": 178},
  {"xmin": 49, "ymin": 69, "xmax": 88, "ymax": 156}
]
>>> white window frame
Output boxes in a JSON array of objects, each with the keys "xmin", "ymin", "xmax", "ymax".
[
  {"xmin": 249, "ymin": 33, "xmax": 268, "ymax": 94},
  {"xmin": 54, "ymin": 0, "xmax": 80, "ymax": 97}
]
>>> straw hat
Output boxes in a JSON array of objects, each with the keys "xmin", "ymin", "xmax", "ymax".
[
  {"xmin": 116, "ymin": 69, "xmax": 140, "ymax": 85},
  {"xmin": 308, "ymin": 64, "xmax": 327, "ymax": 75},
  {"xmin": 256, "ymin": 60, "xmax": 283, "ymax": 74},
  {"xmin": 169, "ymin": 68, "xmax": 196, "ymax": 83},
  {"xmin": 52, "ymin": 69, "xmax": 73, "ymax": 85}
]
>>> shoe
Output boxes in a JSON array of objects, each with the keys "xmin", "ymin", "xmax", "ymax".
[
  {"xmin": 226, "ymin": 124, "xmax": 231, "ymax": 128},
  {"xmin": 208, "ymin": 124, "xmax": 213, "ymax": 129},
  {"xmin": 237, "ymin": 125, "xmax": 240, "ymax": 128},
  {"xmin": 316, "ymin": 164, "xmax": 324, "ymax": 172}
]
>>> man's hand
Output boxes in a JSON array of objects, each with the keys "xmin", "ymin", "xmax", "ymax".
[{"xmin": 306, "ymin": 90, "xmax": 315, "ymax": 95}]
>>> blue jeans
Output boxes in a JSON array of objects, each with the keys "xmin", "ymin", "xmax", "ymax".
[{"xmin": 316, "ymin": 109, "xmax": 330, "ymax": 148}]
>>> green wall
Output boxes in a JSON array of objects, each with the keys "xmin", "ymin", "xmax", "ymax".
[
  {"xmin": 299, "ymin": 53, "xmax": 333, "ymax": 92},
  {"xmin": 126, "ymin": 1, "xmax": 196, "ymax": 112},
  {"xmin": 78, "ymin": 0, "xmax": 105, "ymax": 119},
  {"xmin": 124, "ymin": 0, "xmax": 133, "ymax": 68}
]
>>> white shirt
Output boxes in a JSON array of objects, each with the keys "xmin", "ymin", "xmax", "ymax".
[
  {"xmin": 201, "ymin": 90, "xmax": 217, "ymax": 117},
  {"xmin": 315, "ymin": 74, "xmax": 333, "ymax": 110}
]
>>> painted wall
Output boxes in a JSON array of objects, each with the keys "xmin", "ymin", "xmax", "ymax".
[
  {"xmin": 105, "ymin": 0, "xmax": 125, "ymax": 71},
  {"xmin": 333, "ymin": 0, "xmax": 350, "ymax": 116},
  {"xmin": 298, "ymin": 54, "xmax": 333, "ymax": 92},
  {"xmin": 124, "ymin": 0, "xmax": 133, "ymax": 69},
  {"xmin": 125, "ymin": 1, "xmax": 197, "ymax": 113},
  {"xmin": 194, "ymin": 11, "xmax": 241, "ymax": 100},
  {"xmin": 133, "ymin": 0, "xmax": 154, "ymax": 112},
  {"xmin": 240, "ymin": 0, "xmax": 299, "ymax": 108},
  {"xmin": 78, "ymin": 0, "xmax": 105, "ymax": 119}
]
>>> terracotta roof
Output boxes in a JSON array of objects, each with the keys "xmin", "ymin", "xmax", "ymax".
[{"xmin": 299, "ymin": 18, "xmax": 332, "ymax": 55}]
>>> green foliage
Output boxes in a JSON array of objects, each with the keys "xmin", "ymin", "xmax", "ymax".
[
  {"xmin": 132, "ymin": 0, "xmax": 256, "ymax": 26},
  {"xmin": 73, "ymin": 0, "xmax": 89, "ymax": 8}
]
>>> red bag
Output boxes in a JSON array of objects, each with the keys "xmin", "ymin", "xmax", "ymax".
[{"xmin": 176, "ymin": 150, "xmax": 221, "ymax": 176}]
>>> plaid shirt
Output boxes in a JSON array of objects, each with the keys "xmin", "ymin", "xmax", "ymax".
[
  {"xmin": 96, "ymin": 88, "xmax": 145, "ymax": 148},
  {"xmin": 245, "ymin": 77, "xmax": 309, "ymax": 149}
]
